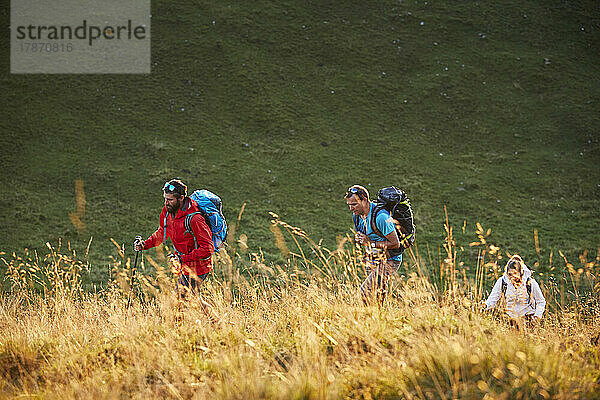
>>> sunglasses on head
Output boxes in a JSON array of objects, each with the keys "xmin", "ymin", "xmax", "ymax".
[
  {"xmin": 163, "ymin": 182, "xmax": 183, "ymax": 195},
  {"xmin": 345, "ymin": 187, "xmax": 366, "ymax": 200}
]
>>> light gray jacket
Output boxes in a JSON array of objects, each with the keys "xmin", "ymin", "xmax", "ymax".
[{"xmin": 484, "ymin": 264, "xmax": 546, "ymax": 318}]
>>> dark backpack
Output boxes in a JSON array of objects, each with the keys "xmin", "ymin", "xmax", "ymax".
[{"xmin": 353, "ymin": 186, "xmax": 416, "ymax": 257}]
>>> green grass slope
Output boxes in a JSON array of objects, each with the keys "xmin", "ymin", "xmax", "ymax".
[{"xmin": 1, "ymin": 0, "xmax": 599, "ymax": 282}]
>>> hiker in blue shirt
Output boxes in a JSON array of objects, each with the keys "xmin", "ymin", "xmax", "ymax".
[{"xmin": 345, "ymin": 185, "xmax": 402, "ymax": 304}]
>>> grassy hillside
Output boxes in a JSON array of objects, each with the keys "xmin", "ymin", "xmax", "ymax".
[{"xmin": 1, "ymin": 0, "xmax": 599, "ymax": 282}]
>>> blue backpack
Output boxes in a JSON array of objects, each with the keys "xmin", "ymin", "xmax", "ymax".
[{"xmin": 186, "ymin": 190, "xmax": 228, "ymax": 252}]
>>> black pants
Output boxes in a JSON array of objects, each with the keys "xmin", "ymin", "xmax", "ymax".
[{"xmin": 177, "ymin": 273, "xmax": 209, "ymax": 297}]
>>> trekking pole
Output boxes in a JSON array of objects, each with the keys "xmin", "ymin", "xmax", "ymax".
[{"xmin": 126, "ymin": 236, "xmax": 142, "ymax": 311}]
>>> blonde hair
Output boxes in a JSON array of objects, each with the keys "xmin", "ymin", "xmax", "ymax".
[{"xmin": 345, "ymin": 185, "xmax": 370, "ymax": 201}]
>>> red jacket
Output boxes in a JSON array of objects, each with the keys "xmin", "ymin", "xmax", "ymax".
[{"xmin": 142, "ymin": 197, "xmax": 214, "ymax": 276}]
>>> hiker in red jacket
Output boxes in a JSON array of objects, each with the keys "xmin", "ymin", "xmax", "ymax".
[{"xmin": 134, "ymin": 179, "xmax": 218, "ymax": 319}]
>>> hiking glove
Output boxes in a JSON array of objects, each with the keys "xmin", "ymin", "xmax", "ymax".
[
  {"xmin": 133, "ymin": 236, "xmax": 144, "ymax": 252},
  {"xmin": 168, "ymin": 253, "xmax": 182, "ymax": 275}
]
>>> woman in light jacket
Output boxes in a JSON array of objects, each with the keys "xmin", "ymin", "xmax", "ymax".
[{"xmin": 484, "ymin": 255, "xmax": 546, "ymax": 328}]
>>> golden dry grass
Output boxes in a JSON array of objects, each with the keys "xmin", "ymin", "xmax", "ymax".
[{"xmin": 1, "ymin": 218, "xmax": 599, "ymax": 399}]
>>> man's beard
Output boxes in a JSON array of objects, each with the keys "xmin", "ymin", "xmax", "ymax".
[{"xmin": 166, "ymin": 203, "xmax": 179, "ymax": 214}]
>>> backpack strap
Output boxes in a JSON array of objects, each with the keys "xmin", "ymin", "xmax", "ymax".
[
  {"xmin": 163, "ymin": 213, "xmax": 169, "ymax": 244},
  {"xmin": 352, "ymin": 214, "xmax": 362, "ymax": 234},
  {"xmin": 526, "ymin": 277, "xmax": 534, "ymax": 308},
  {"xmin": 399, "ymin": 231, "xmax": 415, "ymax": 248},
  {"xmin": 369, "ymin": 204, "xmax": 385, "ymax": 239},
  {"xmin": 183, "ymin": 211, "xmax": 212, "ymax": 261},
  {"xmin": 370, "ymin": 204, "xmax": 404, "ymax": 258},
  {"xmin": 502, "ymin": 277, "xmax": 534, "ymax": 307},
  {"xmin": 184, "ymin": 212, "xmax": 203, "ymax": 249}
]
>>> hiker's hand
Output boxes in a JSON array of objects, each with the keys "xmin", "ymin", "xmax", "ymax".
[
  {"xmin": 355, "ymin": 232, "xmax": 369, "ymax": 245},
  {"xmin": 168, "ymin": 253, "xmax": 182, "ymax": 275},
  {"xmin": 167, "ymin": 253, "xmax": 181, "ymax": 264},
  {"xmin": 133, "ymin": 236, "xmax": 144, "ymax": 252}
]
